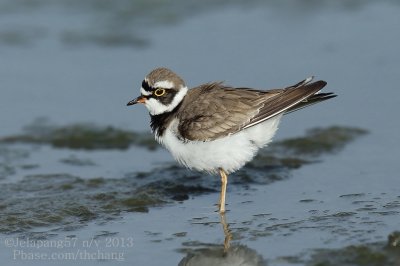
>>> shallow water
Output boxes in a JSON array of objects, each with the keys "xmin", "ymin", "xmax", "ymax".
[{"xmin": 1, "ymin": 1, "xmax": 400, "ymax": 265}]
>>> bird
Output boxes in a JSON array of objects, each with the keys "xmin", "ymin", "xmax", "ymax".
[{"xmin": 127, "ymin": 67, "xmax": 336, "ymax": 213}]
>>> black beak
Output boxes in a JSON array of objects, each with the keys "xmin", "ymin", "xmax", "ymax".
[{"xmin": 127, "ymin": 95, "xmax": 146, "ymax": 106}]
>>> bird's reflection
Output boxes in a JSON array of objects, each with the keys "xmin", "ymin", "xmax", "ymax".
[
  {"xmin": 220, "ymin": 212, "xmax": 232, "ymax": 253},
  {"xmin": 178, "ymin": 212, "xmax": 266, "ymax": 266}
]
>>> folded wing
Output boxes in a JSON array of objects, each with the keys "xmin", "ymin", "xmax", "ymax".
[{"xmin": 177, "ymin": 78, "xmax": 335, "ymax": 141}]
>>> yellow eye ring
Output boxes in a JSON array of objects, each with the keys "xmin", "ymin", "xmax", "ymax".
[{"xmin": 154, "ymin": 88, "xmax": 166, "ymax": 97}]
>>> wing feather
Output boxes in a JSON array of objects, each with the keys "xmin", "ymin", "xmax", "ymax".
[
  {"xmin": 176, "ymin": 79, "xmax": 333, "ymax": 141},
  {"xmin": 243, "ymin": 80, "xmax": 328, "ymax": 129}
]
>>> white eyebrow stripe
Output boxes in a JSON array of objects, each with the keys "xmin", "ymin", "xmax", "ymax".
[
  {"xmin": 154, "ymin": 80, "xmax": 174, "ymax": 89},
  {"xmin": 141, "ymin": 88, "xmax": 152, "ymax": 96}
]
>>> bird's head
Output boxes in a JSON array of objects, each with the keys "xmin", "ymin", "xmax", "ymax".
[{"xmin": 127, "ymin": 68, "xmax": 188, "ymax": 115}]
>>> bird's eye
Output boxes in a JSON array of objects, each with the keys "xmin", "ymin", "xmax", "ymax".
[{"xmin": 154, "ymin": 88, "xmax": 166, "ymax": 97}]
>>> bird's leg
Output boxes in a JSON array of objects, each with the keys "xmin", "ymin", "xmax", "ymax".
[
  {"xmin": 218, "ymin": 168, "xmax": 228, "ymax": 213},
  {"xmin": 219, "ymin": 212, "xmax": 232, "ymax": 253}
]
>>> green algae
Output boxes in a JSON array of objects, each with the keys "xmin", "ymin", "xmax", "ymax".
[
  {"xmin": 119, "ymin": 194, "xmax": 164, "ymax": 210},
  {"xmin": 0, "ymin": 27, "xmax": 46, "ymax": 46},
  {"xmin": 246, "ymin": 126, "xmax": 368, "ymax": 172},
  {"xmin": 0, "ymin": 171, "xmax": 210, "ymax": 235},
  {"xmin": 51, "ymin": 125, "xmax": 133, "ymax": 150},
  {"xmin": 387, "ymin": 231, "xmax": 400, "ymax": 248},
  {"xmin": 0, "ymin": 120, "xmax": 157, "ymax": 150},
  {"xmin": 308, "ymin": 240, "xmax": 400, "ymax": 266},
  {"xmin": 86, "ymin": 177, "xmax": 105, "ymax": 187},
  {"xmin": 60, "ymin": 155, "xmax": 96, "ymax": 166},
  {"xmin": 61, "ymin": 204, "xmax": 97, "ymax": 221},
  {"xmin": 268, "ymin": 232, "xmax": 400, "ymax": 266},
  {"xmin": 273, "ymin": 126, "xmax": 368, "ymax": 156},
  {"xmin": 0, "ymin": 146, "xmax": 30, "ymax": 179},
  {"xmin": 1, "ymin": 0, "xmax": 375, "ymax": 49}
]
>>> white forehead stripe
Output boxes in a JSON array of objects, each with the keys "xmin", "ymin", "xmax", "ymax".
[
  {"xmin": 140, "ymin": 87, "xmax": 152, "ymax": 96},
  {"xmin": 154, "ymin": 80, "xmax": 174, "ymax": 89}
]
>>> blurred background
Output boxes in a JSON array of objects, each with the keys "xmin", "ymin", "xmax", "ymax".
[
  {"xmin": 1, "ymin": 0, "xmax": 398, "ymax": 138},
  {"xmin": 1, "ymin": 1, "xmax": 400, "ymax": 265}
]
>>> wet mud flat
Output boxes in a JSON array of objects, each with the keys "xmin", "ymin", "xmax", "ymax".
[
  {"xmin": 3, "ymin": 121, "xmax": 399, "ymax": 265},
  {"xmin": 0, "ymin": 121, "xmax": 368, "ymax": 236}
]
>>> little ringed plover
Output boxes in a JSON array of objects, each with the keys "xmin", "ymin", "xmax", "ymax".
[{"xmin": 127, "ymin": 67, "xmax": 336, "ymax": 213}]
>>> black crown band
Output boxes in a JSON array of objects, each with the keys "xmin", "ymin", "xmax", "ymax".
[{"xmin": 142, "ymin": 80, "xmax": 154, "ymax": 92}]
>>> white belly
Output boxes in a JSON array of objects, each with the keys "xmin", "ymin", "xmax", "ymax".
[{"xmin": 156, "ymin": 115, "xmax": 282, "ymax": 174}]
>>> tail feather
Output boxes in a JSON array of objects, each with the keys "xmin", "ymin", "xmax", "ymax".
[{"xmin": 284, "ymin": 92, "xmax": 337, "ymax": 114}]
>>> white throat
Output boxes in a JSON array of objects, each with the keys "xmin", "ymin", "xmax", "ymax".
[{"xmin": 145, "ymin": 86, "xmax": 188, "ymax": 115}]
